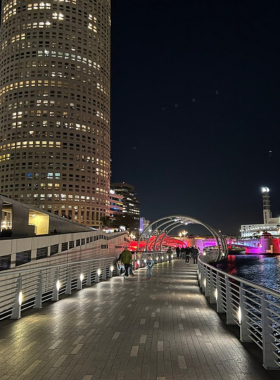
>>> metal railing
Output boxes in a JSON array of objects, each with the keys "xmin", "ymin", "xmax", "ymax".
[
  {"xmin": 0, "ymin": 251, "xmax": 173, "ymax": 321},
  {"xmin": 198, "ymin": 257, "xmax": 280, "ymax": 370},
  {"xmin": 0, "ymin": 256, "xmax": 116, "ymax": 320}
]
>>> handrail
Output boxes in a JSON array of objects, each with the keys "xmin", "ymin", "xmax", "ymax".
[
  {"xmin": 197, "ymin": 255, "xmax": 280, "ymax": 370},
  {"xmin": 0, "ymin": 256, "xmax": 116, "ymax": 277},
  {"xmin": 198, "ymin": 256, "xmax": 280, "ymax": 298},
  {"xmin": 0, "ymin": 251, "xmax": 172, "ymax": 322}
]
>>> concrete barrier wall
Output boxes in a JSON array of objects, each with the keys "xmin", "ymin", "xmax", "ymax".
[{"xmin": 0, "ymin": 231, "xmax": 129, "ymax": 271}]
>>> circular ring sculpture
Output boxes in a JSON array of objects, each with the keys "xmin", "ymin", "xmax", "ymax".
[{"xmin": 137, "ymin": 215, "xmax": 228, "ymax": 262}]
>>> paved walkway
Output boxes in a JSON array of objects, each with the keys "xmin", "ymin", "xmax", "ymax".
[{"xmin": 0, "ymin": 260, "xmax": 278, "ymax": 380}]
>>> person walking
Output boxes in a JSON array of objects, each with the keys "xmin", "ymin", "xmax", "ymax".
[
  {"xmin": 146, "ymin": 255, "xmax": 154, "ymax": 280},
  {"xmin": 176, "ymin": 246, "xmax": 180, "ymax": 258},
  {"xmin": 185, "ymin": 246, "xmax": 191, "ymax": 263},
  {"xmin": 191, "ymin": 245, "xmax": 199, "ymax": 264},
  {"xmin": 121, "ymin": 245, "xmax": 133, "ymax": 278}
]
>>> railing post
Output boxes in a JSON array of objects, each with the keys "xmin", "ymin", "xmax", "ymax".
[
  {"xmin": 77, "ymin": 265, "xmax": 83, "ymax": 290},
  {"xmin": 95, "ymin": 268, "xmax": 100, "ymax": 283},
  {"xmin": 216, "ymin": 274, "xmax": 223, "ymax": 313},
  {"xmin": 209, "ymin": 269, "xmax": 216, "ymax": 304},
  {"xmin": 65, "ymin": 266, "xmax": 72, "ymax": 295},
  {"xmin": 226, "ymin": 277, "xmax": 235, "ymax": 325},
  {"xmin": 34, "ymin": 271, "xmax": 43, "ymax": 309},
  {"xmin": 11, "ymin": 274, "xmax": 22, "ymax": 320},
  {"xmin": 239, "ymin": 283, "xmax": 251, "ymax": 342},
  {"xmin": 86, "ymin": 262, "xmax": 92, "ymax": 286},
  {"xmin": 197, "ymin": 262, "xmax": 201, "ymax": 286},
  {"xmin": 52, "ymin": 268, "xmax": 59, "ymax": 302},
  {"xmin": 200, "ymin": 267, "xmax": 205, "ymax": 293},
  {"xmin": 205, "ymin": 268, "xmax": 210, "ymax": 297},
  {"xmin": 109, "ymin": 263, "xmax": 113, "ymax": 278},
  {"xmin": 261, "ymin": 292, "xmax": 279, "ymax": 369},
  {"xmin": 103, "ymin": 261, "xmax": 107, "ymax": 280}
]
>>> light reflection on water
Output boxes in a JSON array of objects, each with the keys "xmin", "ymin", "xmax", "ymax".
[{"xmin": 215, "ymin": 255, "xmax": 280, "ymax": 292}]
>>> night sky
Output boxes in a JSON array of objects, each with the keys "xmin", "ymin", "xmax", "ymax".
[
  {"xmin": 0, "ymin": 1, "xmax": 279, "ymax": 234},
  {"xmin": 111, "ymin": 0, "xmax": 280, "ymax": 234}
]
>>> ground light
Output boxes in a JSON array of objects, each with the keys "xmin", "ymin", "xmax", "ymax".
[
  {"xmin": 214, "ymin": 288, "xmax": 218, "ymax": 301},
  {"xmin": 110, "ymin": 266, "xmax": 114, "ymax": 272},
  {"xmin": 97, "ymin": 269, "xmax": 101, "ymax": 276},
  {"xmin": 238, "ymin": 306, "xmax": 242, "ymax": 324},
  {"xmin": 56, "ymin": 280, "xmax": 60, "ymax": 291},
  {"xmin": 79, "ymin": 274, "xmax": 84, "ymax": 282},
  {"xmin": 18, "ymin": 291, "xmax": 23, "ymax": 306}
]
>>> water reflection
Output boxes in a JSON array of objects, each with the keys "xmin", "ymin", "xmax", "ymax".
[{"xmin": 216, "ymin": 255, "xmax": 280, "ymax": 292}]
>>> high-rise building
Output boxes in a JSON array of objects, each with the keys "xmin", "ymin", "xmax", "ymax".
[
  {"xmin": 109, "ymin": 189, "xmax": 123, "ymax": 220},
  {"xmin": 111, "ymin": 182, "xmax": 140, "ymax": 223},
  {"xmin": 0, "ymin": 0, "xmax": 111, "ymax": 226}
]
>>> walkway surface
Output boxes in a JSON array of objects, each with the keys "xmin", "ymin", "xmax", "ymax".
[{"xmin": 0, "ymin": 260, "xmax": 278, "ymax": 380}]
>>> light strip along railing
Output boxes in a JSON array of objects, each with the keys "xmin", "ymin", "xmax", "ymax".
[
  {"xmin": 198, "ymin": 257, "xmax": 280, "ymax": 370},
  {"xmin": 0, "ymin": 257, "xmax": 116, "ymax": 321},
  {"xmin": 132, "ymin": 251, "xmax": 173, "ymax": 270}
]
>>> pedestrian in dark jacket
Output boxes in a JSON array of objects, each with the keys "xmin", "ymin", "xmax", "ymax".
[
  {"xmin": 185, "ymin": 247, "xmax": 191, "ymax": 263},
  {"xmin": 176, "ymin": 246, "xmax": 180, "ymax": 258},
  {"xmin": 121, "ymin": 246, "xmax": 134, "ymax": 277},
  {"xmin": 191, "ymin": 246, "xmax": 199, "ymax": 264}
]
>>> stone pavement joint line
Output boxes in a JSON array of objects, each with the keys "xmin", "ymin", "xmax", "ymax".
[{"xmin": 0, "ymin": 260, "xmax": 278, "ymax": 380}]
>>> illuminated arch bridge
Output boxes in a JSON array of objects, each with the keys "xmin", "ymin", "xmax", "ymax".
[{"xmin": 134, "ymin": 215, "xmax": 228, "ymax": 262}]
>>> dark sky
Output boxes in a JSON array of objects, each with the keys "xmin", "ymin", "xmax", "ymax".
[
  {"xmin": 0, "ymin": 1, "xmax": 279, "ymax": 234},
  {"xmin": 111, "ymin": 0, "xmax": 280, "ymax": 234}
]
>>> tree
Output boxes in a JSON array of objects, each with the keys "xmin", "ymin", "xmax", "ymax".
[
  {"xmin": 111, "ymin": 214, "xmax": 139, "ymax": 231},
  {"xmin": 100, "ymin": 215, "xmax": 111, "ymax": 227}
]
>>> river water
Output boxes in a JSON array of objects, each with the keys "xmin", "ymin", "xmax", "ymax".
[{"xmin": 215, "ymin": 255, "xmax": 280, "ymax": 293}]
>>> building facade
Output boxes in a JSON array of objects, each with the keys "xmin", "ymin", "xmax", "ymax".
[
  {"xmin": 109, "ymin": 189, "xmax": 123, "ymax": 219},
  {"xmin": 240, "ymin": 187, "xmax": 280, "ymax": 237},
  {"xmin": 111, "ymin": 182, "xmax": 140, "ymax": 224},
  {"xmin": 0, "ymin": 0, "xmax": 111, "ymax": 226}
]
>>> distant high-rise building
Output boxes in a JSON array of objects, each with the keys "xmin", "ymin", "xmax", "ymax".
[
  {"xmin": 109, "ymin": 189, "xmax": 123, "ymax": 220},
  {"xmin": 140, "ymin": 216, "xmax": 150, "ymax": 237},
  {"xmin": 111, "ymin": 182, "xmax": 140, "ymax": 223},
  {"xmin": 0, "ymin": 0, "xmax": 111, "ymax": 226}
]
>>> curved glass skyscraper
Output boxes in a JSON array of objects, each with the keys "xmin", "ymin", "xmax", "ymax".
[{"xmin": 0, "ymin": 0, "xmax": 111, "ymax": 226}]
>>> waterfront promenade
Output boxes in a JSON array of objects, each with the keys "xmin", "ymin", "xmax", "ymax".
[{"xmin": 0, "ymin": 260, "xmax": 278, "ymax": 380}]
